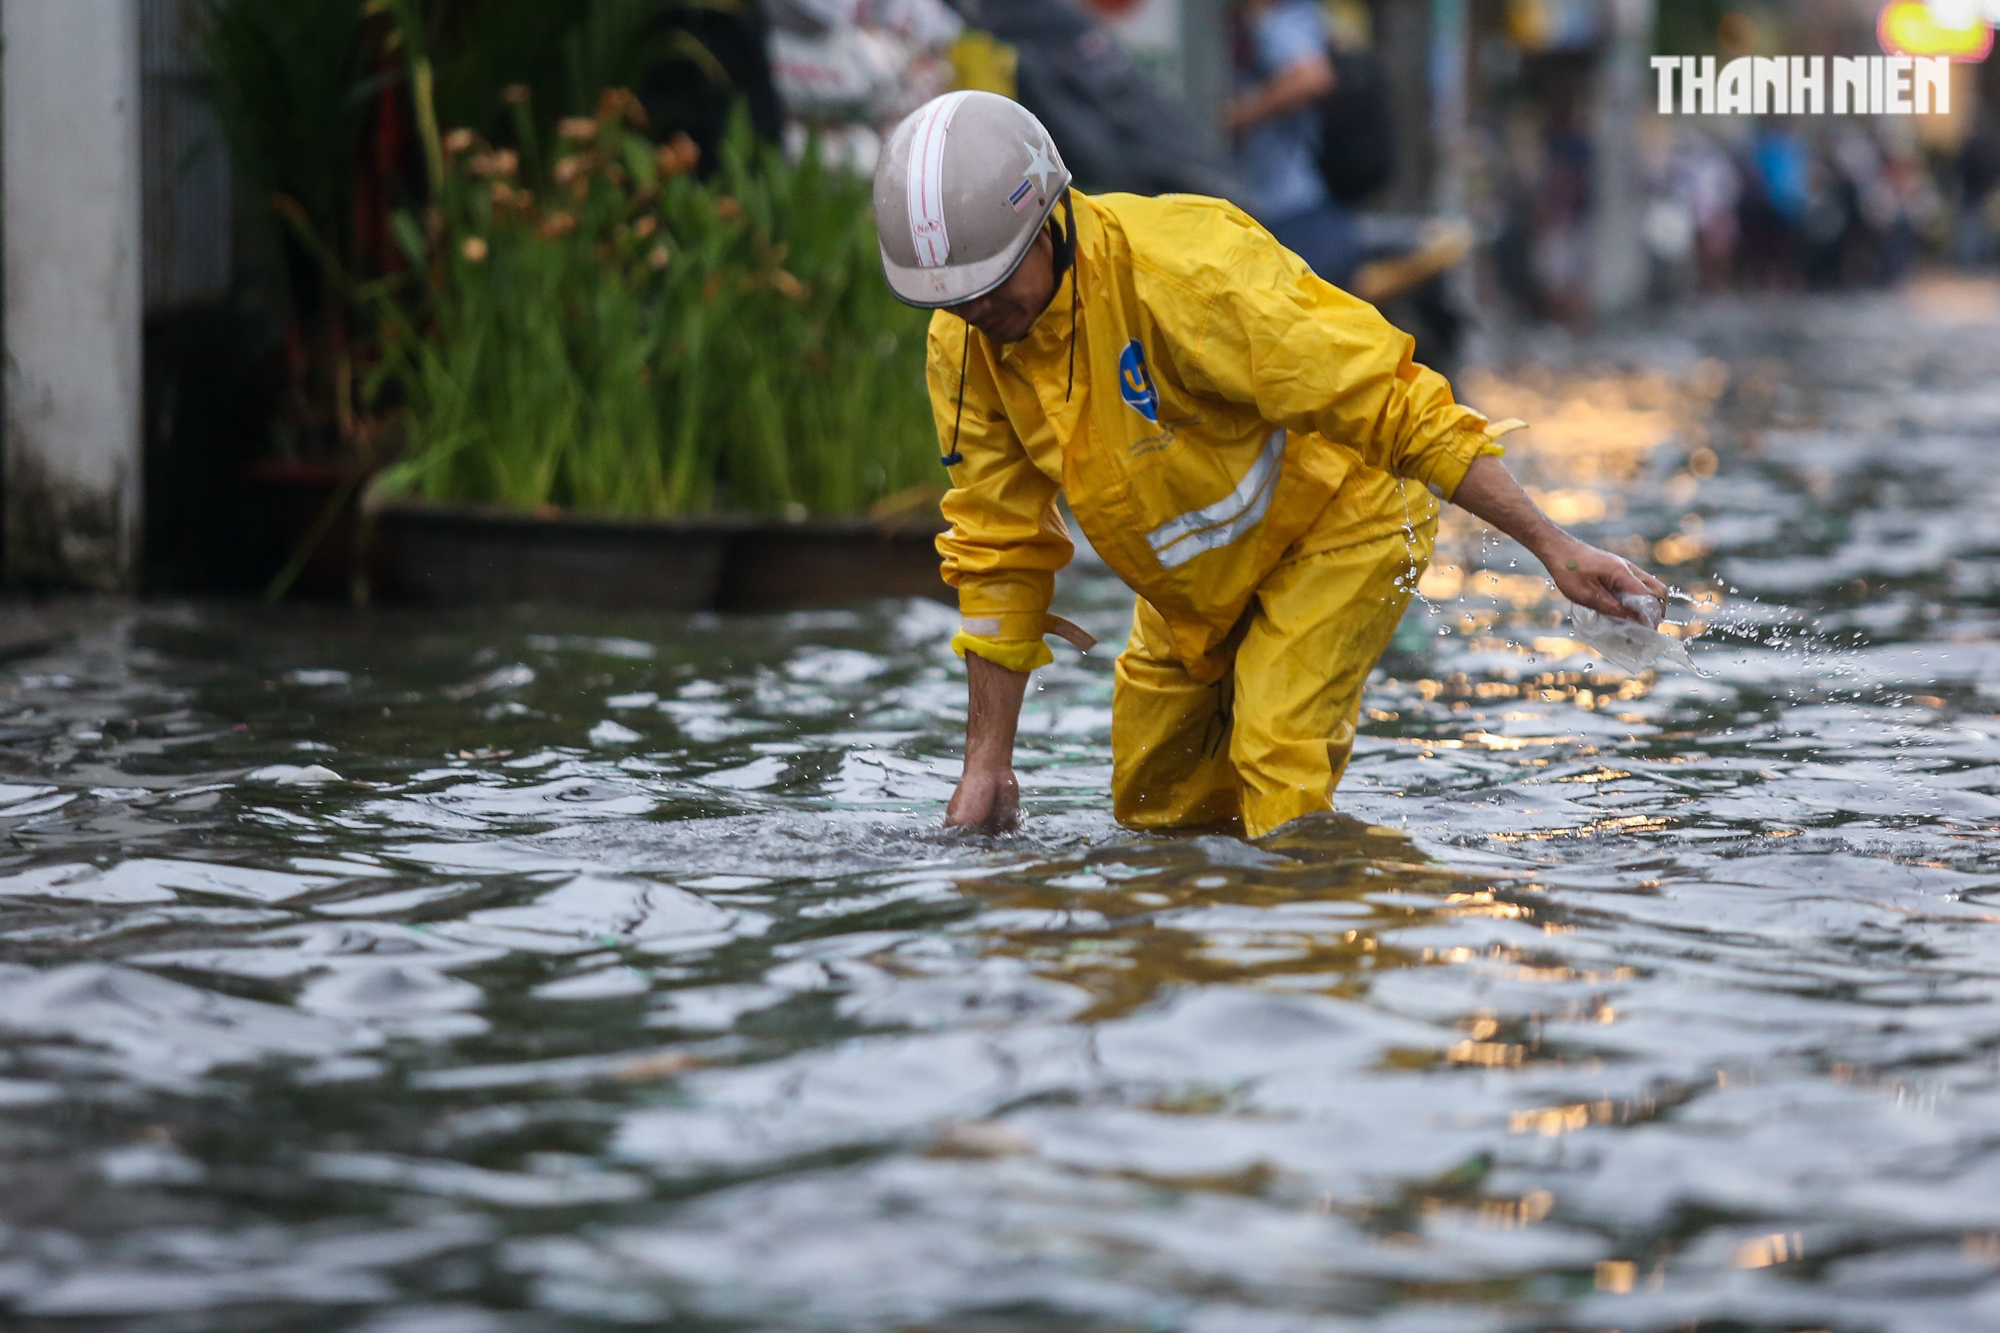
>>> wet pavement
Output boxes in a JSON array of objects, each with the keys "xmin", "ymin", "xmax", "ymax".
[{"xmin": 5, "ymin": 281, "xmax": 2000, "ymax": 1331}]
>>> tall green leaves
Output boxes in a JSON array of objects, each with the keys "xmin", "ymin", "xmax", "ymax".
[
  {"xmin": 379, "ymin": 0, "xmax": 697, "ymax": 145},
  {"xmin": 199, "ymin": 0, "xmax": 929, "ymax": 517},
  {"xmin": 372, "ymin": 104, "xmax": 937, "ymax": 518},
  {"xmin": 201, "ymin": 0, "xmax": 371, "ymax": 266}
]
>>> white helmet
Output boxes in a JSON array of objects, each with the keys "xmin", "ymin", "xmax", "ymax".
[{"xmin": 873, "ymin": 91, "xmax": 1074, "ymax": 309}]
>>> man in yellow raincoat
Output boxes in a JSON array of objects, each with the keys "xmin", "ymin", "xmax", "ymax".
[{"xmin": 874, "ymin": 92, "xmax": 1665, "ymax": 838}]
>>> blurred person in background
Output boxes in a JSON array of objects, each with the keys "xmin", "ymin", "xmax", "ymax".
[
  {"xmin": 1954, "ymin": 103, "xmax": 2000, "ymax": 267},
  {"xmin": 1666, "ymin": 127, "xmax": 1741, "ymax": 292},
  {"xmin": 963, "ymin": 0, "xmax": 1240, "ymax": 197},
  {"xmin": 1874, "ymin": 125, "xmax": 1932, "ymax": 284},
  {"xmin": 1224, "ymin": 0, "xmax": 1467, "ymax": 364},
  {"xmin": 1807, "ymin": 124, "xmax": 1916, "ymax": 288},
  {"xmin": 1738, "ymin": 121, "xmax": 1809, "ymax": 289},
  {"xmin": 1516, "ymin": 78, "xmax": 1594, "ymax": 322},
  {"xmin": 1225, "ymin": 0, "xmax": 1357, "ymax": 286},
  {"xmin": 763, "ymin": 0, "xmax": 967, "ymax": 174}
]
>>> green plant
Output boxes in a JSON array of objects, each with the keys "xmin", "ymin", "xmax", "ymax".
[
  {"xmin": 372, "ymin": 0, "xmax": 704, "ymax": 148},
  {"xmin": 200, "ymin": 0, "xmax": 753, "ymax": 466},
  {"xmin": 201, "ymin": 0, "xmax": 376, "ymax": 457},
  {"xmin": 370, "ymin": 98, "xmax": 937, "ymax": 518},
  {"xmin": 202, "ymin": 0, "xmax": 372, "ymax": 267},
  {"xmin": 200, "ymin": 0, "xmax": 921, "ymax": 526}
]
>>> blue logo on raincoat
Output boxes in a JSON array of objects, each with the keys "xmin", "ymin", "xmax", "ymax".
[{"xmin": 1119, "ymin": 339, "xmax": 1159, "ymax": 423}]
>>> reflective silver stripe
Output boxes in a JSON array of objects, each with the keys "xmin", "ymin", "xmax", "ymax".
[
  {"xmin": 1145, "ymin": 431, "xmax": 1286, "ymax": 570},
  {"xmin": 960, "ymin": 617, "xmax": 1000, "ymax": 636},
  {"xmin": 905, "ymin": 91, "xmax": 970, "ymax": 269}
]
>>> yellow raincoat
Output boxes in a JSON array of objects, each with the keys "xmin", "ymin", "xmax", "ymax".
[{"xmin": 932, "ymin": 190, "xmax": 1516, "ymax": 836}]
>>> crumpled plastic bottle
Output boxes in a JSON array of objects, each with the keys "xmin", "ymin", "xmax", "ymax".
[{"xmin": 1568, "ymin": 594, "xmax": 1700, "ymax": 674}]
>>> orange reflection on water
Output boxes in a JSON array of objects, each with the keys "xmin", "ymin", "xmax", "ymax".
[
  {"xmin": 959, "ymin": 825, "xmax": 1541, "ymax": 1020},
  {"xmin": 1412, "ymin": 359, "xmax": 1734, "ymax": 678},
  {"xmin": 1734, "ymin": 1231, "xmax": 1805, "ymax": 1268},
  {"xmin": 1509, "ymin": 1096, "xmax": 1661, "ymax": 1137}
]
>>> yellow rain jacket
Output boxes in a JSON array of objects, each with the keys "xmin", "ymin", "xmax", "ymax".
[{"xmin": 932, "ymin": 190, "xmax": 1510, "ymax": 680}]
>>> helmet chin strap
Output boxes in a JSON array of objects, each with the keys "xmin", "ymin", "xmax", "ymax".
[
  {"xmin": 1050, "ymin": 192, "xmax": 1079, "ymax": 402},
  {"xmin": 943, "ymin": 327, "xmax": 969, "ymax": 468},
  {"xmin": 1049, "ymin": 191, "xmax": 1077, "ymax": 284}
]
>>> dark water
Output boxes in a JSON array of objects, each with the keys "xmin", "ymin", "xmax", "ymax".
[{"xmin": 6, "ymin": 284, "xmax": 2000, "ymax": 1332}]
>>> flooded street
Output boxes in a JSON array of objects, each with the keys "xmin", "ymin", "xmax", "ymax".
[{"xmin": 7, "ymin": 284, "xmax": 2000, "ymax": 1331}]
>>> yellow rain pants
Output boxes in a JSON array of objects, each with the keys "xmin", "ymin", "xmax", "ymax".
[{"xmin": 1112, "ymin": 474, "xmax": 1434, "ymax": 838}]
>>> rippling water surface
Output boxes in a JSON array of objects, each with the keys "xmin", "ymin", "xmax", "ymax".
[{"xmin": 7, "ymin": 286, "xmax": 2000, "ymax": 1332}]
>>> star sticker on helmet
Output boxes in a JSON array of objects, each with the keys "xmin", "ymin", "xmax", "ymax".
[{"xmin": 1022, "ymin": 138, "xmax": 1059, "ymax": 196}]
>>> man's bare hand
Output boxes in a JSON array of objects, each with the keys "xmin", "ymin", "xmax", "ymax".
[
  {"xmin": 1449, "ymin": 455, "xmax": 1670, "ymax": 623},
  {"xmin": 946, "ymin": 765, "xmax": 1020, "ymax": 833},
  {"xmin": 950, "ymin": 652, "xmax": 1030, "ymax": 833},
  {"xmin": 1539, "ymin": 532, "xmax": 1670, "ymax": 621}
]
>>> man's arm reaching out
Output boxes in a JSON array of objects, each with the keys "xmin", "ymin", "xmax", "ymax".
[
  {"xmin": 943, "ymin": 455, "xmax": 1665, "ymax": 835},
  {"xmin": 1450, "ymin": 454, "xmax": 1669, "ymax": 617}
]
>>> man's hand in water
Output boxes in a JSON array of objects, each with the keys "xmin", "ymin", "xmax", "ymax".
[
  {"xmin": 947, "ymin": 652, "xmax": 1029, "ymax": 833},
  {"xmin": 1449, "ymin": 454, "xmax": 1669, "ymax": 621},
  {"xmin": 946, "ymin": 765, "xmax": 1020, "ymax": 833}
]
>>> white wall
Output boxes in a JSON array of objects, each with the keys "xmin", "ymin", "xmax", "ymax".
[{"xmin": 3, "ymin": 0, "xmax": 144, "ymax": 591}]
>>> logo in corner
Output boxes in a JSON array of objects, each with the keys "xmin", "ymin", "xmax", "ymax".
[{"xmin": 1119, "ymin": 340, "xmax": 1159, "ymax": 423}]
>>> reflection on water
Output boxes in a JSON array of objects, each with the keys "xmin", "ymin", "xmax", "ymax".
[{"xmin": 6, "ymin": 285, "xmax": 2000, "ymax": 1329}]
